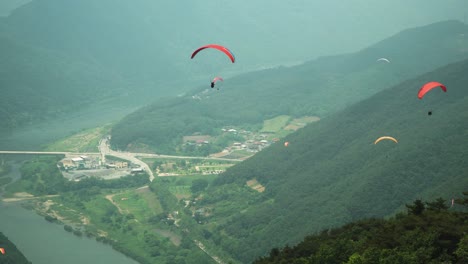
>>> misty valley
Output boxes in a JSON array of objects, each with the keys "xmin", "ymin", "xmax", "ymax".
[{"xmin": 1, "ymin": 1, "xmax": 468, "ymax": 264}]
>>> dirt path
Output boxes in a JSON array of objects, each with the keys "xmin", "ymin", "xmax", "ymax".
[
  {"xmin": 194, "ymin": 240, "xmax": 226, "ymax": 264},
  {"xmin": 105, "ymin": 194, "xmax": 127, "ymax": 214}
]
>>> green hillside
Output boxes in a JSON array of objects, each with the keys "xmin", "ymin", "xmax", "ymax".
[
  {"xmin": 0, "ymin": 33, "xmax": 132, "ymax": 132},
  {"xmin": 0, "ymin": 232, "xmax": 31, "ymax": 264},
  {"xmin": 110, "ymin": 21, "xmax": 468, "ymax": 154},
  {"xmin": 253, "ymin": 195, "xmax": 468, "ymax": 264},
  {"xmin": 186, "ymin": 58, "xmax": 468, "ymax": 263}
]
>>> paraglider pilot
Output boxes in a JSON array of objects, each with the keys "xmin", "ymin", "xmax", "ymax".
[{"xmin": 210, "ymin": 81, "xmax": 215, "ymax": 88}]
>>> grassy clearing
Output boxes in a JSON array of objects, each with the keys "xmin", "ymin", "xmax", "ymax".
[
  {"xmin": 284, "ymin": 116, "xmax": 320, "ymax": 131},
  {"xmin": 142, "ymin": 157, "xmax": 238, "ymax": 176},
  {"xmin": 154, "ymin": 228, "xmax": 181, "ymax": 246},
  {"xmin": 47, "ymin": 200, "xmax": 84, "ymax": 224},
  {"xmin": 246, "ymin": 179, "xmax": 265, "ymax": 193},
  {"xmin": 162, "ymin": 174, "xmax": 218, "ymax": 200},
  {"xmin": 82, "ymin": 196, "xmax": 156, "ymax": 259},
  {"xmin": 221, "ymin": 150, "xmax": 253, "ymax": 159},
  {"xmin": 168, "ymin": 185, "xmax": 191, "ymax": 200},
  {"xmin": 136, "ymin": 186, "xmax": 164, "ymax": 214},
  {"xmin": 260, "ymin": 115, "xmax": 291, "ymax": 133},
  {"xmin": 45, "ymin": 125, "xmax": 111, "ymax": 152},
  {"xmin": 113, "ymin": 188, "xmax": 163, "ymax": 219}
]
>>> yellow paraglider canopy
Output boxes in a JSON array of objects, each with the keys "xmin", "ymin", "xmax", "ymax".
[{"xmin": 374, "ymin": 136, "xmax": 398, "ymax": 145}]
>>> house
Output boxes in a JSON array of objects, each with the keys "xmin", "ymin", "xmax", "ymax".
[
  {"xmin": 115, "ymin": 162, "xmax": 128, "ymax": 169},
  {"xmin": 71, "ymin": 157, "xmax": 85, "ymax": 169},
  {"xmin": 71, "ymin": 157, "xmax": 84, "ymax": 163},
  {"xmin": 59, "ymin": 158, "xmax": 75, "ymax": 169},
  {"xmin": 131, "ymin": 167, "xmax": 144, "ymax": 173}
]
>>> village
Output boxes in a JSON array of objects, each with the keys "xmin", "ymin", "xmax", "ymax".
[
  {"xmin": 55, "ymin": 116, "xmax": 320, "ymax": 181},
  {"xmin": 184, "ymin": 127, "xmax": 276, "ymax": 158},
  {"xmin": 57, "ymin": 154, "xmax": 144, "ymax": 181}
]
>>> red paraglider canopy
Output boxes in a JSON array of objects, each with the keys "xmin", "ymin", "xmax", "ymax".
[
  {"xmin": 418, "ymin": 81, "xmax": 447, "ymax": 99},
  {"xmin": 191, "ymin": 44, "xmax": 235, "ymax": 63},
  {"xmin": 212, "ymin": 76, "xmax": 224, "ymax": 83}
]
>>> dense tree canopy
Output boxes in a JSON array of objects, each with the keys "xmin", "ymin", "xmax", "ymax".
[{"xmin": 254, "ymin": 195, "xmax": 468, "ymax": 264}]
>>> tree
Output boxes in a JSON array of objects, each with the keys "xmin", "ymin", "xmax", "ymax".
[
  {"xmin": 455, "ymin": 191, "xmax": 468, "ymax": 207},
  {"xmin": 455, "ymin": 235, "xmax": 468, "ymax": 262},
  {"xmin": 425, "ymin": 197, "xmax": 448, "ymax": 211},
  {"xmin": 191, "ymin": 179, "xmax": 209, "ymax": 194},
  {"xmin": 406, "ymin": 199, "xmax": 425, "ymax": 215}
]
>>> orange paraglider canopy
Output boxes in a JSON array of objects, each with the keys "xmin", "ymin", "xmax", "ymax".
[
  {"xmin": 284, "ymin": 142, "xmax": 289, "ymax": 147},
  {"xmin": 0, "ymin": 248, "xmax": 5, "ymax": 255},
  {"xmin": 418, "ymin": 81, "xmax": 446, "ymax": 99}
]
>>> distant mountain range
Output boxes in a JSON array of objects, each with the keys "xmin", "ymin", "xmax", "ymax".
[
  {"xmin": 110, "ymin": 20, "xmax": 468, "ymax": 154},
  {"xmin": 0, "ymin": 1, "xmax": 466, "ymax": 133}
]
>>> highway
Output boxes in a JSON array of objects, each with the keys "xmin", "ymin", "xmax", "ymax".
[{"xmin": 0, "ymin": 137, "xmax": 244, "ymax": 182}]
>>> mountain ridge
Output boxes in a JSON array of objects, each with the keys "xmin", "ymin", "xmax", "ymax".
[
  {"xmin": 110, "ymin": 20, "xmax": 468, "ymax": 154},
  {"xmin": 195, "ymin": 57, "xmax": 468, "ymax": 263}
]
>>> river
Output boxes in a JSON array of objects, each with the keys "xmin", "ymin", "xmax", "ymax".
[
  {"xmin": 0, "ymin": 203, "xmax": 139, "ymax": 264},
  {"xmin": 0, "ymin": 160, "xmax": 139, "ymax": 264},
  {"xmin": 0, "ymin": 100, "xmax": 143, "ymax": 263}
]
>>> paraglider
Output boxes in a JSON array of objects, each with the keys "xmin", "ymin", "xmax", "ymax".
[
  {"xmin": 417, "ymin": 81, "xmax": 447, "ymax": 99},
  {"xmin": 418, "ymin": 81, "xmax": 447, "ymax": 115},
  {"xmin": 0, "ymin": 248, "xmax": 5, "ymax": 255},
  {"xmin": 377, "ymin": 58, "xmax": 390, "ymax": 63},
  {"xmin": 284, "ymin": 141, "xmax": 289, "ymax": 147},
  {"xmin": 211, "ymin": 76, "xmax": 224, "ymax": 89},
  {"xmin": 191, "ymin": 44, "xmax": 235, "ymax": 63},
  {"xmin": 374, "ymin": 136, "xmax": 398, "ymax": 144}
]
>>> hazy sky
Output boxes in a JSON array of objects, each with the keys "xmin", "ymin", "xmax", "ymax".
[
  {"xmin": 0, "ymin": 0, "xmax": 31, "ymax": 16},
  {"xmin": 2, "ymin": 0, "xmax": 467, "ymax": 87},
  {"xmin": 3, "ymin": 0, "xmax": 467, "ymax": 66}
]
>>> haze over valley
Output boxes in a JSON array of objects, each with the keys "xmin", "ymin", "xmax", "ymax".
[{"xmin": 0, "ymin": 1, "xmax": 467, "ymax": 264}]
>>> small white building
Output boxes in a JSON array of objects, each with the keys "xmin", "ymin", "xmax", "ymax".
[
  {"xmin": 71, "ymin": 157, "xmax": 84, "ymax": 162},
  {"xmin": 131, "ymin": 167, "xmax": 144, "ymax": 173}
]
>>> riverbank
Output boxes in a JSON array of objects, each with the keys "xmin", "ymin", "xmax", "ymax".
[{"xmin": 0, "ymin": 159, "xmax": 140, "ymax": 264}]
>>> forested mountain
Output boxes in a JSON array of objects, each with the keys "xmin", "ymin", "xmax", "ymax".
[
  {"xmin": 0, "ymin": 33, "xmax": 129, "ymax": 132},
  {"xmin": 110, "ymin": 21, "xmax": 468, "ymax": 153},
  {"xmin": 253, "ymin": 195, "xmax": 468, "ymax": 264},
  {"xmin": 189, "ymin": 58, "xmax": 468, "ymax": 263},
  {"xmin": 0, "ymin": 232, "xmax": 31, "ymax": 264},
  {"xmin": 0, "ymin": 0, "xmax": 465, "ymax": 133}
]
